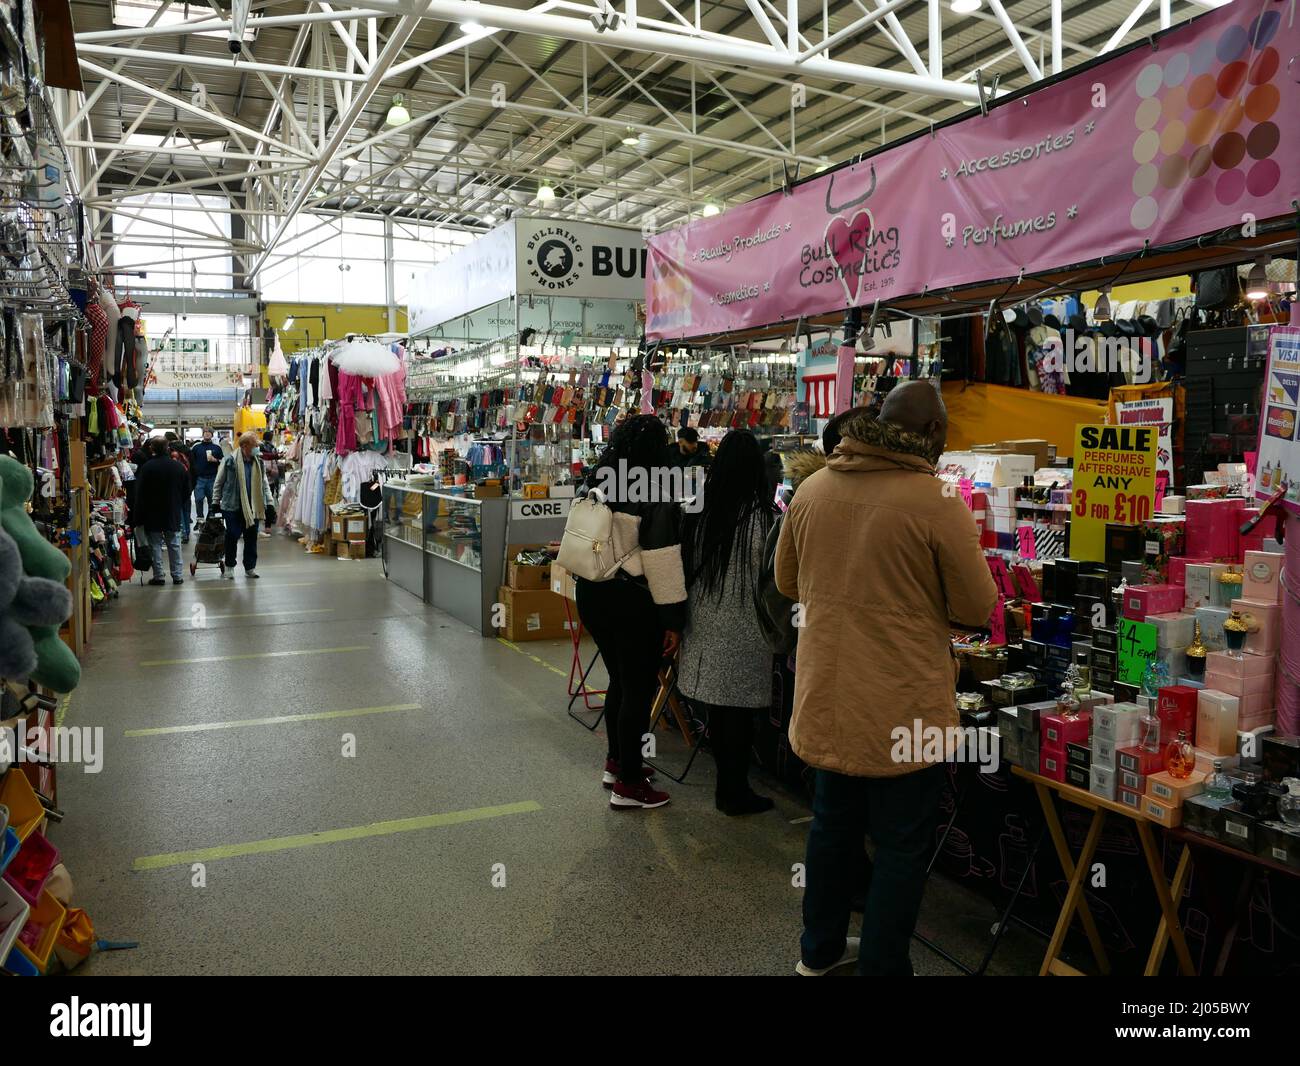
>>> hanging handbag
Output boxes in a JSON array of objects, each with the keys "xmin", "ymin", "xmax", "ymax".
[{"xmin": 1194, "ymin": 267, "xmax": 1238, "ymax": 311}]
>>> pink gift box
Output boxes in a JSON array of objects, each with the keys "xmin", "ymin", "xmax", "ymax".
[
  {"xmin": 1168, "ymin": 555, "xmax": 1212, "ymax": 587},
  {"xmin": 1042, "ymin": 710, "xmax": 1092, "ymax": 752},
  {"xmin": 1205, "ymin": 668, "xmax": 1274, "ymax": 698},
  {"xmin": 1243, "ymin": 551, "xmax": 1283, "ymax": 604},
  {"xmin": 1237, "ymin": 691, "xmax": 1273, "ymax": 717},
  {"xmin": 1185, "ymin": 499, "xmax": 1241, "ymax": 559},
  {"xmin": 1123, "ymin": 584, "xmax": 1187, "ymax": 622},
  {"xmin": 1206, "ymin": 650, "xmax": 1275, "ymax": 678},
  {"xmin": 1230, "ymin": 598, "xmax": 1280, "ymax": 656},
  {"xmin": 1158, "ymin": 685, "xmax": 1198, "ymax": 745}
]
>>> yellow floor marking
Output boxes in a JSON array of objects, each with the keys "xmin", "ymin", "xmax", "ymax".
[
  {"xmin": 125, "ymin": 702, "xmax": 420, "ymax": 737},
  {"xmin": 146, "ymin": 607, "xmax": 334, "ymax": 624},
  {"xmin": 55, "ymin": 692, "xmax": 72, "ymax": 729},
  {"xmin": 133, "ymin": 800, "xmax": 543, "ymax": 870},
  {"xmin": 496, "ymin": 637, "xmax": 568, "ymax": 679},
  {"xmin": 140, "ymin": 645, "xmax": 368, "ymax": 667}
]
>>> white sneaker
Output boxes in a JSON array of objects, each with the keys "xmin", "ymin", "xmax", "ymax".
[
  {"xmin": 222, "ymin": 570, "xmax": 235, "ymax": 579},
  {"xmin": 795, "ymin": 937, "xmax": 860, "ymax": 976},
  {"xmin": 245, "ymin": 569, "xmax": 260, "ymax": 579}
]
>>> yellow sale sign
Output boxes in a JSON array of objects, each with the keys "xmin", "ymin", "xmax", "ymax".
[{"xmin": 1071, "ymin": 424, "xmax": 1159, "ymax": 562}]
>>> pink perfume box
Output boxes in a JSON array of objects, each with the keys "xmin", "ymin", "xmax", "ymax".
[
  {"xmin": 1242, "ymin": 550, "xmax": 1282, "ymax": 603},
  {"xmin": 1236, "ymin": 691, "xmax": 1273, "ymax": 717},
  {"xmin": 1204, "ymin": 669, "xmax": 1274, "ymax": 698},
  {"xmin": 1185, "ymin": 499, "xmax": 1240, "ymax": 559},
  {"xmin": 1039, "ymin": 748, "xmax": 1067, "ymax": 782},
  {"xmin": 1042, "ymin": 710, "xmax": 1092, "ymax": 752},
  {"xmin": 1206, "ymin": 649, "xmax": 1276, "ymax": 678},
  {"xmin": 1229, "ymin": 597, "xmax": 1281, "ymax": 656},
  {"xmin": 1123, "ymin": 584, "xmax": 1186, "ymax": 622},
  {"xmin": 1168, "ymin": 555, "xmax": 1212, "ymax": 587},
  {"xmin": 1196, "ymin": 690, "xmax": 1240, "ymax": 756}
]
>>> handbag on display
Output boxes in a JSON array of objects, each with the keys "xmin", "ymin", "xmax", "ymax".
[{"xmin": 555, "ymin": 489, "xmax": 641, "ymax": 581}]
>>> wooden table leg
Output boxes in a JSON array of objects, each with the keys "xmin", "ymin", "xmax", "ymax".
[
  {"xmin": 1034, "ymin": 784, "xmax": 1111, "ymax": 976},
  {"xmin": 1146, "ymin": 842, "xmax": 1193, "ymax": 975},
  {"xmin": 1137, "ymin": 825, "xmax": 1195, "ymax": 976},
  {"xmin": 1213, "ymin": 865, "xmax": 1258, "ymax": 977}
]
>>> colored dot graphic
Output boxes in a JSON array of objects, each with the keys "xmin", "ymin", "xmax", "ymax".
[{"xmin": 1128, "ymin": 11, "xmax": 1285, "ymax": 232}]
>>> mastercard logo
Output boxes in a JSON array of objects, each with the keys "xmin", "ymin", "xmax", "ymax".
[{"xmin": 1264, "ymin": 406, "xmax": 1296, "ymax": 439}]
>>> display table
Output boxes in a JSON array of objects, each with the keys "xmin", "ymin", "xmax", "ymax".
[{"xmin": 1010, "ymin": 766, "xmax": 1195, "ymax": 976}]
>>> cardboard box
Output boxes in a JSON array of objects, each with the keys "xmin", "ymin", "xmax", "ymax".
[
  {"xmin": 550, "ymin": 561, "xmax": 577, "ymax": 602},
  {"xmin": 1147, "ymin": 770, "xmax": 1206, "ymax": 804},
  {"xmin": 523, "ymin": 483, "xmax": 549, "ymax": 499},
  {"xmin": 473, "ymin": 482, "xmax": 505, "ymax": 499},
  {"xmin": 508, "ymin": 561, "xmax": 552, "ymax": 591},
  {"xmin": 1196, "ymin": 690, "xmax": 1240, "ymax": 756},
  {"xmin": 1220, "ymin": 803, "xmax": 1257, "ymax": 850},
  {"xmin": 333, "ymin": 538, "xmax": 365, "ymax": 559},
  {"xmin": 497, "ymin": 586, "xmax": 570, "ymax": 641},
  {"xmin": 346, "ymin": 517, "xmax": 367, "ymax": 542},
  {"xmin": 1231, "ymin": 598, "xmax": 1281, "ymax": 656},
  {"xmin": 1143, "ymin": 795, "xmax": 1182, "ymax": 826},
  {"xmin": 1257, "ymin": 821, "xmax": 1300, "ymax": 868}
]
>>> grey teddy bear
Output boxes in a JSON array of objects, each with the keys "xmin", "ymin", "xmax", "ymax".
[{"xmin": 0, "ymin": 521, "xmax": 73, "ymax": 682}]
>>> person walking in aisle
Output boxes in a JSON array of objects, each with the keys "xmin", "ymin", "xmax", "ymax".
[
  {"xmin": 166, "ymin": 435, "xmax": 193, "ymax": 545},
  {"xmin": 135, "ymin": 437, "xmax": 190, "ymax": 586},
  {"xmin": 259, "ymin": 432, "xmax": 282, "ymax": 539},
  {"xmin": 190, "ymin": 427, "xmax": 223, "ymax": 520},
  {"xmin": 775, "ymin": 382, "xmax": 996, "ymax": 976},
  {"xmin": 575, "ymin": 414, "xmax": 686, "ymax": 811},
  {"xmin": 212, "ymin": 431, "xmax": 273, "ymax": 579},
  {"xmin": 677, "ymin": 430, "xmax": 777, "ymax": 816}
]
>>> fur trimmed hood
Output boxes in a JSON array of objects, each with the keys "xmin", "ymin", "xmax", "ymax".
[
  {"xmin": 833, "ymin": 409, "xmax": 942, "ymax": 468},
  {"xmin": 781, "ymin": 448, "xmax": 827, "ymax": 489}
]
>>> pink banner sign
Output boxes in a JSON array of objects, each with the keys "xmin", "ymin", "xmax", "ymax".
[{"xmin": 647, "ymin": 5, "xmax": 1298, "ymax": 339}]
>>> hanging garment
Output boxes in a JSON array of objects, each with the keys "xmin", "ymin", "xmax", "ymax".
[{"xmin": 101, "ymin": 288, "xmax": 121, "ymax": 375}]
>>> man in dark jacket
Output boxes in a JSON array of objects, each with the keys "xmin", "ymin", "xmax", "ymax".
[
  {"xmin": 190, "ymin": 427, "xmax": 224, "ymax": 520},
  {"xmin": 662, "ymin": 426, "xmax": 710, "ymax": 470},
  {"xmin": 136, "ymin": 437, "xmax": 190, "ymax": 585}
]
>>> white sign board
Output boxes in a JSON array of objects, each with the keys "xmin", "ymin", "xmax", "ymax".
[
  {"xmin": 510, "ymin": 498, "xmax": 572, "ymax": 521},
  {"xmin": 1115, "ymin": 397, "xmax": 1174, "ymax": 480},
  {"xmin": 407, "ymin": 220, "xmax": 516, "ymax": 335},
  {"xmin": 515, "ymin": 218, "xmax": 646, "ymax": 301}
]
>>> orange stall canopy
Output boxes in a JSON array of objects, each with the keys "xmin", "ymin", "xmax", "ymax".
[{"xmin": 940, "ymin": 382, "xmax": 1108, "ymax": 461}]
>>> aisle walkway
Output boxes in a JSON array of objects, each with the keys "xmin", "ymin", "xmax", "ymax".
[{"xmin": 56, "ymin": 534, "xmax": 1035, "ymax": 975}]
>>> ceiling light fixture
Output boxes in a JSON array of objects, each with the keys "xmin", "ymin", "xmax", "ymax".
[
  {"xmin": 1245, "ymin": 256, "xmax": 1270, "ymax": 300},
  {"xmin": 386, "ymin": 94, "xmax": 410, "ymax": 127},
  {"xmin": 482, "ymin": 214, "xmax": 496, "ymax": 226},
  {"xmin": 622, "ymin": 129, "xmax": 639, "ymax": 146},
  {"xmin": 1094, "ymin": 286, "xmax": 1112, "ymax": 322},
  {"xmin": 283, "ymin": 316, "xmax": 295, "ymax": 330},
  {"xmin": 950, "ymin": 0, "xmax": 981, "ymax": 13},
  {"xmin": 702, "ymin": 202, "xmax": 721, "ymax": 217},
  {"xmin": 590, "ymin": 0, "xmax": 620, "ymax": 32},
  {"xmin": 536, "ymin": 184, "xmax": 556, "ymax": 203}
]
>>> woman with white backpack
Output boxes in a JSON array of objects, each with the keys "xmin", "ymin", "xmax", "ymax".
[{"xmin": 562, "ymin": 414, "xmax": 687, "ymax": 811}]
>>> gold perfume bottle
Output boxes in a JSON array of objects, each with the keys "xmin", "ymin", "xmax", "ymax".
[
  {"xmin": 1223, "ymin": 609, "xmax": 1251, "ymax": 658},
  {"xmin": 1184, "ymin": 620, "xmax": 1208, "ymax": 680}
]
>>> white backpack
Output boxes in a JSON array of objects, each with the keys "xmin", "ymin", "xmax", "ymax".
[{"xmin": 556, "ymin": 490, "xmax": 641, "ymax": 581}]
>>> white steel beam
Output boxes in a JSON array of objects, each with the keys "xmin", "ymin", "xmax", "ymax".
[
  {"xmin": 1100, "ymin": 0, "xmax": 1156, "ymax": 54},
  {"xmin": 1050, "ymin": 0, "xmax": 1062, "ymax": 73},
  {"xmin": 745, "ymin": 0, "xmax": 787, "ymax": 51},
  {"xmin": 249, "ymin": 5, "xmax": 430, "ymax": 275},
  {"xmin": 74, "ymin": 8, "xmax": 389, "ymax": 44},
  {"xmin": 927, "ymin": 0, "xmax": 940, "ymax": 78},
  {"xmin": 797, "ymin": 0, "xmax": 910, "ymax": 63},
  {"xmin": 75, "ymin": 43, "xmax": 371, "ymax": 82},
  {"xmin": 984, "ymin": 0, "xmax": 1043, "ymax": 81}
]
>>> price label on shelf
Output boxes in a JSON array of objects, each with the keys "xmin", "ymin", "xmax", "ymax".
[{"xmin": 1016, "ymin": 525, "xmax": 1036, "ymax": 560}]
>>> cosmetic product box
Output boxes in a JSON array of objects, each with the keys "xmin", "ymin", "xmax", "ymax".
[
  {"xmin": 1194, "ymin": 605, "xmax": 1230, "ymax": 649},
  {"xmin": 1040, "ymin": 748, "xmax": 1067, "ymax": 783},
  {"xmin": 1118, "ymin": 745, "xmax": 1165, "ymax": 776},
  {"xmin": 1066, "ymin": 742, "xmax": 1092, "ymax": 769},
  {"xmin": 1053, "ymin": 558, "xmax": 1080, "ymax": 602},
  {"xmin": 1023, "ymin": 734, "xmax": 1040, "ymax": 772},
  {"xmin": 1092, "ymin": 668, "xmax": 1116, "ymax": 693},
  {"xmin": 1161, "ymin": 495, "xmax": 1186, "ymax": 514},
  {"xmin": 1177, "ymin": 678, "xmax": 1206, "ymax": 689},
  {"xmin": 1117, "ymin": 785, "xmax": 1144, "ymax": 812},
  {"xmin": 1220, "ymin": 803, "xmax": 1258, "ymax": 851},
  {"xmin": 1184, "ymin": 563, "xmax": 1229, "ymax": 611},
  {"xmin": 1121, "ymin": 559, "xmax": 1144, "ymax": 585},
  {"xmin": 1203, "ymin": 669, "xmax": 1274, "ymax": 700},
  {"xmin": 1182, "ymin": 793, "xmax": 1235, "ymax": 841},
  {"xmin": 1105, "ymin": 523, "xmax": 1142, "ymax": 570},
  {"xmin": 1090, "ymin": 765, "xmax": 1117, "ymax": 801},
  {"xmin": 1168, "ymin": 555, "xmax": 1212, "ymax": 588},
  {"xmin": 1071, "ymin": 641, "xmax": 1093, "ymax": 667},
  {"xmin": 1157, "ymin": 648, "xmax": 1188, "ymax": 680},
  {"xmin": 1092, "ymin": 626, "xmax": 1117, "ymax": 653},
  {"xmin": 1042, "ymin": 710, "xmax": 1091, "ymax": 752},
  {"xmin": 1261, "ymin": 735, "xmax": 1300, "ymax": 784},
  {"xmin": 1016, "ymin": 700, "xmax": 1057, "ymax": 732},
  {"xmin": 1229, "ymin": 597, "xmax": 1281, "ymax": 656},
  {"xmin": 1065, "ymin": 764, "xmax": 1091, "ymax": 790},
  {"xmin": 1123, "ymin": 584, "xmax": 1186, "ymax": 622},
  {"xmin": 1114, "ymin": 681, "xmax": 1140, "ymax": 702},
  {"xmin": 1091, "ymin": 733, "xmax": 1119, "ymax": 770},
  {"xmin": 1148, "ymin": 612, "xmax": 1196, "ymax": 650},
  {"xmin": 1193, "ymin": 749, "xmax": 1239, "ymax": 775},
  {"xmin": 1020, "ymin": 638, "xmax": 1048, "ymax": 664},
  {"xmin": 1196, "ymin": 690, "xmax": 1240, "ymax": 756},
  {"xmin": 1256, "ymin": 822, "xmax": 1300, "ymax": 869},
  {"xmin": 1185, "ymin": 498, "xmax": 1241, "ymax": 559},
  {"xmin": 1242, "ymin": 550, "xmax": 1283, "ymax": 604},
  {"xmin": 998, "ymin": 729, "xmax": 1023, "ymax": 768},
  {"xmin": 1094, "ymin": 702, "xmax": 1144, "ymax": 745},
  {"xmin": 1157, "ymin": 685, "xmax": 1198, "ymax": 745},
  {"xmin": 986, "ymin": 680, "xmax": 1047, "ymax": 708},
  {"xmin": 997, "ymin": 705, "xmax": 1019, "ymax": 736},
  {"xmin": 1147, "ymin": 771, "xmax": 1206, "ymax": 805},
  {"xmin": 1119, "ymin": 767, "xmax": 1147, "ymax": 792},
  {"xmin": 1143, "ymin": 794, "xmax": 1182, "ymax": 826}
]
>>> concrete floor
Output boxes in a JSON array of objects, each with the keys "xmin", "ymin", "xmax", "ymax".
[{"xmin": 54, "ymin": 533, "xmax": 1044, "ymax": 976}]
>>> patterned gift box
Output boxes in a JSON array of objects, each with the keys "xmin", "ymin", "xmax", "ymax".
[
  {"xmin": 1034, "ymin": 526, "xmax": 1067, "ymax": 560},
  {"xmin": 1142, "ymin": 516, "xmax": 1186, "ymax": 583}
]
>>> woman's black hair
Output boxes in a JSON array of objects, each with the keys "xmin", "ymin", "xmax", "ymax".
[
  {"xmin": 681, "ymin": 430, "xmax": 773, "ymax": 600},
  {"xmin": 588, "ymin": 414, "xmax": 669, "ymax": 498}
]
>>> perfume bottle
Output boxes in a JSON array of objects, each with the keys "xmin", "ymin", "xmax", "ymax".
[
  {"xmin": 1140, "ymin": 706, "xmax": 1163, "ymax": 754},
  {"xmin": 1184, "ymin": 620, "xmax": 1208, "ymax": 680},
  {"xmin": 1218, "ymin": 566, "xmax": 1244, "ymax": 603},
  {"xmin": 1056, "ymin": 679, "xmax": 1081, "ymax": 721},
  {"xmin": 1204, "ymin": 759, "xmax": 1233, "ymax": 801},
  {"xmin": 1280, "ymin": 779, "xmax": 1300, "ymax": 828},
  {"xmin": 1141, "ymin": 657, "xmax": 1170, "ymax": 699},
  {"xmin": 1165, "ymin": 730, "xmax": 1194, "ymax": 779},
  {"xmin": 1223, "ymin": 609, "xmax": 1251, "ymax": 658}
]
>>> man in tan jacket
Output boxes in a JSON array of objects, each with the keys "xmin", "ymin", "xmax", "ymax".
[{"xmin": 775, "ymin": 381, "xmax": 997, "ymax": 975}]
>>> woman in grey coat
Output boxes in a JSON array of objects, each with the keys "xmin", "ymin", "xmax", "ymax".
[{"xmin": 677, "ymin": 430, "xmax": 777, "ymax": 815}]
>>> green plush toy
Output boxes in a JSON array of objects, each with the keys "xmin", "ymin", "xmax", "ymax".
[{"xmin": 0, "ymin": 455, "xmax": 80, "ymax": 692}]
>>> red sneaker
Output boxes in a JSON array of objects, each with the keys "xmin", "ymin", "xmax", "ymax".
[
  {"xmin": 609, "ymin": 780, "xmax": 670, "ymax": 810},
  {"xmin": 602, "ymin": 759, "xmax": 656, "ymax": 789}
]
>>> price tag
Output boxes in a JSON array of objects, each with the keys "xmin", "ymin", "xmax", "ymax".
[
  {"xmin": 1013, "ymin": 564, "xmax": 1040, "ymax": 601},
  {"xmin": 988, "ymin": 596, "xmax": 1007, "ymax": 645},
  {"xmin": 959, "ymin": 478, "xmax": 973, "ymax": 510},
  {"xmin": 986, "ymin": 555, "xmax": 1017, "ymax": 600},
  {"xmin": 1155, "ymin": 471, "xmax": 1169, "ymax": 512},
  {"xmin": 1016, "ymin": 524, "xmax": 1037, "ymax": 559}
]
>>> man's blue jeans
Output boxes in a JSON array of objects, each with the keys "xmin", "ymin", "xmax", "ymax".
[
  {"xmin": 800, "ymin": 764, "xmax": 945, "ymax": 975},
  {"xmin": 149, "ymin": 530, "xmax": 183, "ymax": 580},
  {"xmin": 194, "ymin": 475, "xmax": 215, "ymax": 519}
]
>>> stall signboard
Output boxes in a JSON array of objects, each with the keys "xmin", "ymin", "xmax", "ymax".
[
  {"xmin": 1118, "ymin": 618, "xmax": 1159, "ymax": 686},
  {"xmin": 1115, "ymin": 397, "xmax": 1174, "ymax": 480},
  {"xmin": 1071, "ymin": 423, "xmax": 1159, "ymax": 562},
  {"xmin": 514, "ymin": 219, "xmax": 645, "ymax": 301},
  {"xmin": 645, "ymin": 4, "xmax": 1299, "ymax": 339},
  {"xmin": 408, "ymin": 221, "xmax": 516, "ymax": 336},
  {"xmin": 1256, "ymin": 327, "xmax": 1300, "ymax": 515},
  {"xmin": 148, "ymin": 366, "xmax": 244, "ymax": 389}
]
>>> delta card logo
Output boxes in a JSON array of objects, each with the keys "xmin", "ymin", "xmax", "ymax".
[
  {"xmin": 525, "ymin": 226, "xmax": 582, "ymax": 290},
  {"xmin": 1268, "ymin": 370, "xmax": 1299, "ymax": 407},
  {"xmin": 1264, "ymin": 404, "xmax": 1297, "ymax": 441}
]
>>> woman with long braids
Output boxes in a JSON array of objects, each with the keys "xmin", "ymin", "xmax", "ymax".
[
  {"xmin": 576, "ymin": 414, "xmax": 687, "ymax": 811},
  {"xmin": 677, "ymin": 430, "xmax": 777, "ymax": 815}
]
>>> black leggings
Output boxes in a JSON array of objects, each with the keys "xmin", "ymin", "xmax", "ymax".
[
  {"xmin": 696, "ymin": 702, "xmax": 757, "ymax": 803},
  {"xmin": 576, "ymin": 577, "xmax": 664, "ymax": 786}
]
